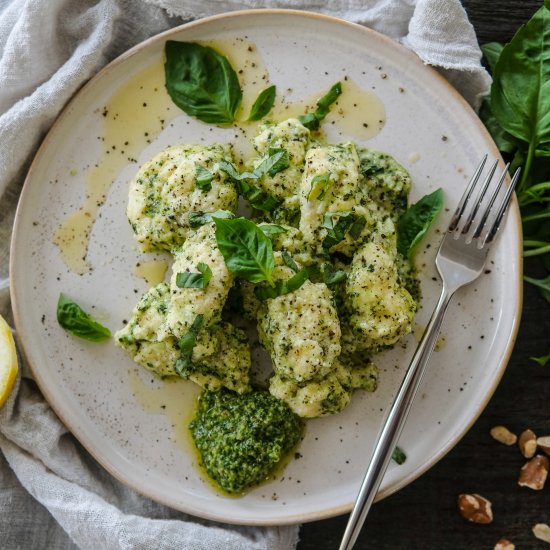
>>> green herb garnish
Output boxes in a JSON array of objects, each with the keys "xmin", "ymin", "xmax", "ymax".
[
  {"xmin": 322, "ymin": 212, "xmax": 364, "ymax": 250},
  {"xmin": 56, "ymin": 293, "xmax": 111, "ymax": 342},
  {"xmin": 164, "ymin": 41, "xmax": 242, "ymax": 125},
  {"xmin": 397, "ymin": 188, "xmax": 443, "ymax": 260},
  {"xmin": 392, "ymin": 446, "xmax": 407, "ymax": 465},
  {"xmin": 259, "ymin": 224, "xmax": 287, "ymax": 239},
  {"xmin": 214, "ymin": 217, "xmax": 275, "ymax": 284},
  {"xmin": 176, "ymin": 262, "xmax": 212, "ymax": 289},
  {"xmin": 247, "ymin": 85, "xmax": 276, "ymax": 121},
  {"xmin": 195, "ymin": 164, "xmax": 214, "ymax": 191},
  {"xmin": 299, "ymin": 82, "xmax": 342, "ymax": 130},
  {"xmin": 254, "ymin": 268, "xmax": 310, "ymax": 301},
  {"xmin": 307, "ymin": 174, "xmax": 331, "ymax": 201},
  {"xmin": 188, "ymin": 210, "xmax": 235, "ymax": 228},
  {"xmin": 323, "ymin": 263, "xmax": 347, "ymax": 285},
  {"xmin": 175, "ymin": 314, "xmax": 204, "ymax": 374}
]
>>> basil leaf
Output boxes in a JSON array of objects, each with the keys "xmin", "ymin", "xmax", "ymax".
[
  {"xmin": 348, "ymin": 215, "xmax": 367, "ymax": 240},
  {"xmin": 237, "ymin": 179, "xmax": 281, "ymax": 212},
  {"xmin": 478, "ymin": 97, "xmax": 518, "ymax": 155},
  {"xmin": 188, "ymin": 210, "xmax": 234, "ymax": 228},
  {"xmin": 164, "ymin": 41, "xmax": 242, "ymax": 125},
  {"xmin": 214, "ymin": 217, "xmax": 275, "ymax": 284},
  {"xmin": 322, "ymin": 212, "xmax": 362, "ymax": 250},
  {"xmin": 56, "ymin": 293, "xmax": 111, "ymax": 342},
  {"xmin": 247, "ymin": 84, "xmax": 276, "ymax": 121},
  {"xmin": 298, "ymin": 82, "xmax": 342, "ymax": 130},
  {"xmin": 175, "ymin": 314, "xmax": 204, "ymax": 374},
  {"xmin": 481, "ymin": 42, "xmax": 505, "ymax": 74},
  {"xmin": 531, "ymin": 349, "xmax": 550, "ymax": 366},
  {"xmin": 307, "ymin": 174, "xmax": 330, "ymax": 201},
  {"xmin": 281, "ymin": 250, "xmax": 299, "ymax": 272},
  {"xmin": 254, "ymin": 268, "xmax": 310, "ymax": 300},
  {"xmin": 391, "ymin": 446, "xmax": 407, "ymax": 465},
  {"xmin": 259, "ymin": 224, "xmax": 287, "ymax": 238},
  {"xmin": 490, "ymin": 6, "xmax": 550, "ymax": 146},
  {"xmin": 397, "ymin": 188, "xmax": 443, "ymax": 259},
  {"xmin": 323, "ymin": 263, "xmax": 347, "ymax": 285},
  {"xmin": 176, "ymin": 262, "xmax": 212, "ymax": 289},
  {"xmin": 254, "ymin": 148, "xmax": 290, "ymax": 178},
  {"xmin": 218, "ymin": 160, "xmax": 281, "ymax": 212},
  {"xmin": 195, "ymin": 164, "xmax": 213, "ymax": 191}
]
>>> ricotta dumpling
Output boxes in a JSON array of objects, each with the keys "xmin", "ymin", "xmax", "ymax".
[
  {"xmin": 299, "ymin": 142, "xmax": 374, "ymax": 256},
  {"xmin": 258, "ymin": 279, "xmax": 341, "ymax": 383},
  {"xmin": 252, "ymin": 118, "xmax": 311, "ymax": 216},
  {"xmin": 127, "ymin": 144, "xmax": 238, "ymax": 252},
  {"xmin": 115, "ymin": 283, "xmax": 251, "ymax": 394},
  {"xmin": 344, "ymin": 239, "xmax": 416, "ymax": 352},
  {"xmin": 166, "ymin": 223, "xmax": 234, "ymax": 339}
]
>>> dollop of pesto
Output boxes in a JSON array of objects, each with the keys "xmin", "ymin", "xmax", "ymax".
[{"xmin": 190, "ymin": 388, "xmax": 303, "ymax": 494}]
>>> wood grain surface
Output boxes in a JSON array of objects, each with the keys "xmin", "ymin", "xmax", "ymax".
[{"xmin": 298, "ymin": 1, "xmax": 550, "ymax": 548}]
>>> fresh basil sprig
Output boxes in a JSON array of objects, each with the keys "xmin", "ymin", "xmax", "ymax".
[
  {"xmin": 214, "ymin": 217, "xmax": 275, "ymax": 284},
  {"xmin": 56, "ymin": 293, "xmax": 111, "ymax": 342},
  {"xmin": 397, "ymin": 188, "xmax": 443, "ymax": 260},
  {"xmin": 164, "ymin": 41, "xmax": 242, "ymax": 125},
  {"xmin": 175, "ymin": 314, "xmax": 205, "ymax": 374},
  {"xmin": 176, "ymin": 262, "xmax": 212, "ymax": 289},
  {"xmin": 248, "ymin": 85, "xmax": 276, "ymax": 121},
  {"xmin": 254, "ymin": 268, "xmax": 310, "ymax": 301},
  {"xmin": 299, "ymin": 82, "xmax": 342, "ymax": 131}
]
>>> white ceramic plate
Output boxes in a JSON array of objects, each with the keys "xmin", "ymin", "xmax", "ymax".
[{"xmin": 10, "ymin": 10, "xmax": 522, "ymax": 525}]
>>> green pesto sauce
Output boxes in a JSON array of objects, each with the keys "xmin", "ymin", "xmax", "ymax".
[{"xmin": 189, "ymin": 388, "xmax": 304, "ymax": 494}]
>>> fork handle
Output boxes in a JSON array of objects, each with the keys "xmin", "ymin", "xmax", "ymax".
[{"xmin": 339, "ymin": 284, "xmax": 455, "ymax": 550}]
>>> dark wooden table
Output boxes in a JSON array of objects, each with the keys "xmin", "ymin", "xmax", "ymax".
[{"xmin": 298, "ymin": 2, "xmax": 550, "ymax": 549}]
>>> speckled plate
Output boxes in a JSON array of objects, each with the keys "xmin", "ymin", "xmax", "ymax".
[{"xmin": 10, "ymin": 10, "xmax": 522, "ymax": 525}]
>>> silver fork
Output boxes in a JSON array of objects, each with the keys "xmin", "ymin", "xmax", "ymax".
[{"xmin": 339, "ymin": 156, "xmax": 521, "ymax": 550}]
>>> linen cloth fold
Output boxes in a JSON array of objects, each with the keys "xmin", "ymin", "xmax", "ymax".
[{"xmin": 0, "ymin": 0, "xmax": 490, "ymax": 548}]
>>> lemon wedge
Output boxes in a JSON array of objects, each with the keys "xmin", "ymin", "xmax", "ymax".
[{"xmin": 0, "ymin": 314, "xmax": 18, "ymax": 407}]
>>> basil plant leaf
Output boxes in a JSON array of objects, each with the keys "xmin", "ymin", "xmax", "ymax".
[
  {"xmin": 298, "ymin": 81, "xmax": 342, "ymax": 130},
  {"xmin": 281, "ymin": 250, "xmax": 299, "ymax": 272},
  {"xmin": 247, "ymin": 84, "xmax": 276, "ymax": 121},
  {"xmin": 164, "ymin": 41, "xmax": 242, "ymax": 125},
  {"xmin": 397, "ymin": 188, "xmax": 443, "ymax": 259},
  {"xmin": 56, "ymin": 293, "xmax": 111, "ymax": 342},
  {"xmin": 195, "ymin": 164, "xmax": 214, "ymax": 191},
  {"xmin": 176, "ymin": 262, "xmax": 212, "ymax": 289},
  {"xmin": 214, "ymin": 217, "xmax": 275, "ymax": 284},
  {"xmin": 490, "ymin": 6, "xmax": 550, "ymax": 146},
  {"xmin": 481, "ymin": 42, "xmax": 505, "ymax": 74},
  {"xmin": 188, "ymin": 210, "xmax": 234, "ymax": 228},
  {"xmin": 254, "ymin": 268, "xmax": 310, "ymax": 300}
]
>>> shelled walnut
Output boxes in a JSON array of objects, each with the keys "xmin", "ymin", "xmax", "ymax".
[
  {"xmin": 518, "ymin": 429, "xmax": 537, "ymax": 458},
  {"xmin": 458, "ymin": 493, "xmax": 493, "ymax": 524},
  {"xmin": 518, "ymin": 455, "xmax": 549, "ymax": 490}
]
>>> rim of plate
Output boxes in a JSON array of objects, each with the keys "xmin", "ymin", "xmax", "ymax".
[{"xmin": 10, "ymin": 8, "xmax": 523, "ymax": 525}]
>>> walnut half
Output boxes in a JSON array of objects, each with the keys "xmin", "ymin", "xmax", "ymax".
[
  {"xmin": 518, "ymin": 455, "xmax": 549, "ymax": 490},
  {"xmin": 458, "ymin": 493, "xmax": 493, "ymax": 524}
]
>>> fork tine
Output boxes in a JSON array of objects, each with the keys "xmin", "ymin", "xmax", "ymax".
[
  {"xmin": 448, "ymin": 154, "xmax": 487, "ymax": 232},
  {"xmin": 460, "ymin": 159, "xmax": 499, "ymax": 235},
  {"xmin": 482, "ymin": 166, "xmax": 521, "ymax": 245},
  {"xmin": 471, "ymin": 162, "xmax": 510, "ymax": 240}
]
